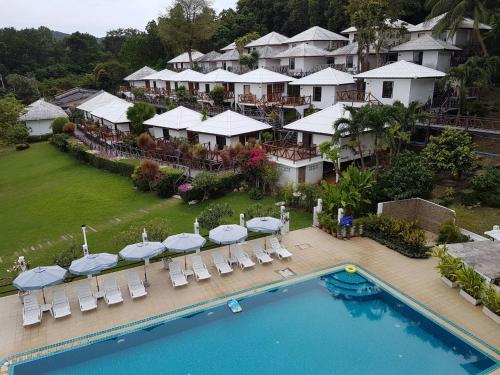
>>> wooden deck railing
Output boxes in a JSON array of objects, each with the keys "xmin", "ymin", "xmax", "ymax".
[
  {"xmin": 262, "ymin": 141, "xmax": 320, "ymax": 163},
  {"xmin": 336, "ymin": 90, "xmax": 381, "ymax": 105},
  {"xmin": 238, "ymin": 93, "xmax": 311, "ymax": 107},
  {"xmin": 429, "ymin": 113, "xmax": 500, "ymax": 131}
]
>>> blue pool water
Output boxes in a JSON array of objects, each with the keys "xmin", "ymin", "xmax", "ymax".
[{"xmin": 13, "ymin": 271, "xmax": 497, "ymax": 374}]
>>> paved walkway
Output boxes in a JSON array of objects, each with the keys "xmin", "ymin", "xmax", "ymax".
[{"xmin": 1, "ymin": 228, "xmax": 499, "ymax": 370}]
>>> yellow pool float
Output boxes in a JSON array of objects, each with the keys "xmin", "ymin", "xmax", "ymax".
[{"xmin": 345, "ymin": 265, "xmax": 357, "ymax": 273}]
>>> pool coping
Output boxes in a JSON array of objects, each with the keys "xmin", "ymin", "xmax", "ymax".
[{"xmin": 3, "ymin": 261, "xmax": 500, "ymax": 374}]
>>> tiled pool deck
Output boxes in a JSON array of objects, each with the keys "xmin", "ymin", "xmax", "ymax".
[{"xmin": 1, "ymin": 227, "xmax": 499, "ymax": 373}]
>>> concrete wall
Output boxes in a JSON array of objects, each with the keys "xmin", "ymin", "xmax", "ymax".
[
  {"xmin": 149, "ymin": 127, "xmax": 187, "ymax": 139},
  {"xmin": 409, "ymin": 78, "xmax": 435, "ymax": 105},
  {"xmin": 280, "ymin": 56, "xmax": 328, "ymax": 74},
  {"xmin": 397, "ymin": 50, "xmax": 452, "ymax": 72},
  {"xmin": 276, "ymin": 160, "xmax": 324, "ymax": 186},
  {"xmin": 25, "ymin": 119, "xmax": 53, "ymax": 135},
  {"xmin": 365, "ymin": 78, "xmax": 436, "ymax": 106},
  {"xmin": 379, "ymin": 198, "xmax": 456, "ymax": 233}
]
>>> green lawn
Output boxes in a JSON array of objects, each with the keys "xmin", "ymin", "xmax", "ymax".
[
  {"xmin": 0, "ymin": 143, "xmax": 311, "ymax": 280},
  {"xmin": 452, "ymin": 205, "xmax": 500, "ymax": 235}
]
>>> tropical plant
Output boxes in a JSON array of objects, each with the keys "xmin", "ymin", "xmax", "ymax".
[
  {"xmin": 472, "ymin": 167, "xmax": 500, "ymax": 208},
  {"xmin": 192, "ymin": 171, "xmax": 218, "ymax": 200},
  {"xmin": 239, "ymin": 50, "xmax": 260, "ymax": 69},
  {"xmin": 7, "ymin": 124, "xmax": 29, "ymax": 144},
  {"xmin": 425, "ymin": 0, "xmax": 492, "ymax": 56},
  {"xmin": 422, "ymin": 128, "xmax": 477, "ymax": 178},
  {"xmin": 133, "ymin": 160, "xmax": 160, "ymax": 191},
  {"xmin": 127, "ymin": 102, "xmax": 156, "ymax": 134},
  {"xmin": 51, "ymin": 117, "xmax": 69, "ymax": 134},
  {"xmin": 482, "ymin": 284, "xmax": 500, "ymax": 315},
  {"xmin": 243, "ymin": 204, "xmax": 280, "ymax": 220},
  {"xmin": 318, "ymin": 141, "xmax": 341, "ymax": 182},
  {"xmin": 197, "ymin": 203, "xmax": 234, "ymax": 230},
  {"xmin": 6, "ymin": 73, "xmax": 40, "ymax": 104},
  {"xmin": 334, "ymin": 105, "xmax": 369, "ymax": 168},
  {"xmin": 63, "ymin": 122, "xmax": 76, "ymax": 135},
  {"xmin": 429, "ymin": 245, "xmax": 463, "ymax": 282},
  {"xmin": 457, "ymin": 265, "xmax": 485, "ymax": 300},
  {"xmin": 234, "ymin": 31, "xmax": 260, "ymax": 54},
  {"xmin": 445, "ymin": 56, "xmax": 499, "ymax": 114},
  {"xmin": 137, "ymin": 132, "xmax": 156, "ymax": 150},
  {"xmin": 374, "ymin": 152, "xmax": 435, "ymax": 201},
  {"xmin": 363, "ymin": 105, "xmax": 391, "ymax": 168},
  {"xmin": 0, "ymin": 94, "xmax": 26, "ymax": 144},
  {"xmin": 208, "ymin": 85, "xmax": 225, "ymax": 106},
  {"xmin": 53, "ymin": 244, "xmax": 81, "ymax": 268},
  {"xmin": 115, "ymin": 219, "xmax": 170, "ymax": 247}
]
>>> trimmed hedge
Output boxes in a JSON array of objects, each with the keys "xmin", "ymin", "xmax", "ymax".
[
  {"xmin": 156, "ymin": 167, "xmax": 184, "ymax": 198},
  {"xmin": 27, "ymin": 134, "xmax": 52, "ymax": 143},
  {"xmin": 360, "ymin": 214, "xmax": 430, "ymax": 258},
  {"xmin": 179, "ymin": 171, "xmax": 242, "ymax": 203}
]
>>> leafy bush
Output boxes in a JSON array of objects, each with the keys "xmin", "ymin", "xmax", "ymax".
[
  {"xmin": 154, "ymin": 167, "xmax": 183, "ymax": 198},
  {"xmin": 429, "ymin": 245, "xmax": 462, "ymax": 282},
  {"xmin": 360, "ymin": 214, "xmax": 429, "ymax": 258},
  {"xmin": 50, "ymin": 133, "xmax": 70, "ymax": 151},
  {"xmin": 318, "ymin": 211, "xmax": 338, "ymax": 233},
  {"xmin": 51, "ymin": 117, "xmax": 69, "ymax": 134},
  {"xmin": 132, "ymin": 160, "xmax": 160, "ymax": 192},
  {"xmin": 243, "ymin": 204, "xmax": 280, "ymax": 220},
  {"xmin": 208, "ymin": 85, "xmax": 225, "ymax": 106},
  {"xmin": 482, "ymin": 284, "xmax": 500, "ymax": 315},
  {"xmin": 248, "ymin": 187, "xmax": 263, "ymax": 200},
  {"xmin": 137, "ymin": 132, "xmax": 156, "ymax": 150},
  {"xmin": 438, "ymin": 221, "xmax": 469, "ymax": 244},
  {"xmin": 457, "ymin": 266, "xmax": 485, "ymax": 300},
  {"xmin": 472, "ymin": 168, "xmax": 500, "ymax": 207},
  {"xmin": 8, "ymin": 124, "xmax": 29, "ymax": 144},
  {"xmin": 126, "ymin": 103, "xmax": 156, "ymax": 134},
  {"xmin": 179, "ymin": 183, "xmax": 204, "ymax": 203},
  {"xmin": 460, "ymin": 188, "xmax": 478, "ymax": 206},
  {"xmin": 53, "ymin": 244, "xmax": 80, "ymax": 268},
  {"xmin": 375, "ymin": 152, "xmax": 435, "ymax": 201},
  {"xmin": 115, "ymin": 219, "xmax": 170, "ymax": 248},
  {"xmin": 63, "ymin": 122, "xmax": 76, "ymax": 134},
  {"xmin": 15, "ymin": 143, "xmax": 30, "ymax": 151},
  {"xmin": 192, "ymin": 172, "xmax": 218, "ymax": 200},
  {"xmin": 27, "ymin": 133, "xmax": 52, "ymax": 143},
  {"xmin": 281, "ymin": 183, "xmax": 323, "ymax": 211},
  {"xmin": 198, "ymin": 203, "xmax": 234, "ymax": 230}
]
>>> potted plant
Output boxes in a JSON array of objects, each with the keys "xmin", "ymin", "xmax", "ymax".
[
  {"xmin": 481, "ymin": 284, "xmax": 500, "ymax": 324},
  {"xmin": 457, "ymin": 266, "xmax": 485, "ymax": 305},
  {"xmin": 330, "ymin": 220, "xmax": 338, "ymax": 237},
  {"xmin": 429, "ymin": 246, "xmax": 462, "ymax": 288}
]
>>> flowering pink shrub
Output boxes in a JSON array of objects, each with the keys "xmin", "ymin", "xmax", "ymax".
[{"xmin": 178, "ymin": 183, "xmax": 192, "ymax": 193}]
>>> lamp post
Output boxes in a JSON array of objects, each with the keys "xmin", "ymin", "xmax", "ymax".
[{"xmin": 81, "ymin": 224, "xmax": 89, "ymax": 256}]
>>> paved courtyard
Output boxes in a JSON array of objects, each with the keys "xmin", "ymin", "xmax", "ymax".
[{"xmin": 1, "ymin": 227, "xmax": 499, "ymax": 371}]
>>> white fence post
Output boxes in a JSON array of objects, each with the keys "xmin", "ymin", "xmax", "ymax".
[
  {"xmin": 337, "ymin": 208, "xmax": 344, "ymax": 224},
  {"xmin": 239, "ymin": 213, "xmax": 245, "ymax": 227},
  {"xmin": 194, "ymin": 219, "xmax": 199, "ymax": 235},
  {"xmin": 313, "ymin": 198, "xmax": 323, "ymax": 227},
  {"xmin": 377, "ymin": 202, "xmax": 384, "ymax": 216}
]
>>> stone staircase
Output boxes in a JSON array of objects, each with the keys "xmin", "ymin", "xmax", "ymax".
[{"xmin": 321, "ymin": 271, "xmax": 382, "ymax": 300}]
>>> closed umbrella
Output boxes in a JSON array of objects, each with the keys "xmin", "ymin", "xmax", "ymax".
[
  {"xmin": 246, "ymin": 216, "xmax": 283, "ymax": 249},
  {"xmin": 163, "ymin": 233, "xmax": 206, "ymax": 269},
  {"xmin": 209, "ymin": 224, "xmax": 248, "ymax": 257},
  {"xmin": 69, "ymin": 253, "xmax": 118, "ymax": 291},
  {"xmin": 119, "ymin": 241, "xmax": 165, "ymax": 283},
  {"xmin": 13, "ymin": 266, "xmax": 67, "ymax": 303}
]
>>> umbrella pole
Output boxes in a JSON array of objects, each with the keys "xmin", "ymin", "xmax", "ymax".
[
  {"xmin": 95, "ymin": 275, "xmax": 100, "ymax": 291},
  {"xmin": 228, "ymin": 244, "xmax": 231, "ymax": 259},
  {"xmin": 184, "ymin": 254, "xmax": 187, "ymax": 270},
  {"xmin": 143, "ymin": 262, "xmax": 149, "ymax": 286},
  {"xmin": 42, "ymin": 288, "xmax": 46, "ymax": 304}
]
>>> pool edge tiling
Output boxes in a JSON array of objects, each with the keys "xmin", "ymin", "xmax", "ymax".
[{"xmin": 6, "ymin": 263, "xmax": 500, "ymax": 375}]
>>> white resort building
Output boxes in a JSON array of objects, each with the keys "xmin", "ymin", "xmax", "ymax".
[
  {"xmin": 286, "ymin": 26, "xmax": 348, "ymax": 51},
  {"xmin": 123, "ymin": 66, "xmax": 157, "ymax": 88},
  {"xmin": 245, "ymin": 32, "xmax": 289, "ymax": 70},
  {"xmin": 195, "ymin": 69, "xmax": 238, "ymax": 104},
  {"xmin": 19, "ymin": 99, "xmax": 67, "ymax": 136},
  {"xmin": 168, "ymin": 51, "xmax": 205, "ymax": 71},
  {"xmin": 143, "ymin": 106, "xmax": 203, "ymax": 140}
]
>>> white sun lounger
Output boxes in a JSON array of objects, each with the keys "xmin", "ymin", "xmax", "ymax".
[
  {"xmin": 270, "ymin": 237, "xmax": 293, "ymax": 259},
  {"xmin": 252, "ymin": 243, "xmax": 273, "ymax": 264},
  {"xmin": 51, "ymin": 288, "xmax": 71, "ymax": 319},
  {"xmin": 104, "ymin": 278, "xmax": 123, "ymax": 305},
  {"xmin": 169, "ymin": 260, "xmax": 188, "ymax": 287},
  {"xmin": 127, "ymin": 271, "xmax": 147, "ymax": 299},
  {"xmin": 77, "ymin": 282, "xmax": 97, "ymax": 312},
  {"xmin": 234, "ymin": 245, "xmax": 256, "ymax": 269},
  {"xmin": 212, "ymin": 252, "xmax": 233, "ymax": 275},
  {"xmin": 192, "ymin": 255, "xmax": 211, "ymax": 281},
  {"xmin": 22, "ymin": 296, "xmax": 42, "ymax": 326}
]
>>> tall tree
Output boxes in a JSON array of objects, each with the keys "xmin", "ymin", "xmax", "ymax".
[
  {"xmin": 102, "ymin": 28, "xmax": 140, "ymax": 56},
  {"xmin": 425, "ymin": 0, "xmax": 491, "ymax": 56},
  {"xmin": 5, "ymin": 74, "xmax": 40, "ymax": 104},
  {"xmin": 0, "ymin": 94, "xmax": 26, "ymax": 143},
  {"xmin": 158, "ymin": 0, "xmax": 217, "ymax": 67}
]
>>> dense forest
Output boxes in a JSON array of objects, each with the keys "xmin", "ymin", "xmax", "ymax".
[{"xmin": 0, "ymin": 0, "xmax": 499, "ymax": 101}]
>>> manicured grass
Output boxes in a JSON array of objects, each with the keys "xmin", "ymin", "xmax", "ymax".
[
  {"xmin": 0, "ymin": 143, "xmax": 311, "ymax": 280},
  {"xmin": 452, "ymin": 204, "xmax": 500, "ymax": 235}
]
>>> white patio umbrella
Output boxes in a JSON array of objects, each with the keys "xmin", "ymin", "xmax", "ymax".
[
  {"xmin": 163, "ymin": 233, "xmax": 206, "ymax": 269},
  {"xmin": 69, "ymin": 253, "xmax": 118, "ymax": 291},
  {"xmin": 13, "ymin": 266, "xmax": 67, "ymax": 303},
  {"xmin": 209, "ymin": 224, "xmax": 248, "ymax": 258},
  {"xmin": 119, "ymin": 241, "xmax": 165, "ymax": 283},
  {"xmin": 246, "ymin": 216, "xmax": 283, "ymax": 249}
]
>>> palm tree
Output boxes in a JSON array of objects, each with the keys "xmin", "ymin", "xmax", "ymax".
[
  {"xmin": 425, "ymin": 0, "xmax": 490, "ymax": 56},
  {"xmin": 334, "ymin": 106, "xmax": 368, "ymax": 168},
  {"xmin": 446, "ymin": 56, "xmax": 499, "ymax": 115},
  {"xmin": 363, "ymin": 105, "xmax": 391, "ymax": 168}
]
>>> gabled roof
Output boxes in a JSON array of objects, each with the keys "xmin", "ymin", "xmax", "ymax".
[
  {"xmin": 391, "ymin": 34, "xmax": 461, "ymax": 52},
  {"xmin": 409, "ymin": 13, "xmax": 491, "ymax": 32},
  {"xmin": 274, "ymin": 43, "xmax": 329, "ymax": 58},
  {"xmin": 354, "ymin": 60, "xmax": 446, "ymax": 79},
  {"xmin": 289, "ymin": 67, "xmax": 355, "ymax": 86},
  {"xmin": 187, "ymin": 110, "xmax": 271, "ymax": 137},
  {"xmin": 221, "ymin": 42, "xmax": 236, "ymax": 51},
  {"xmin": 245, "ymin": 32, "xmax": 289, "ymax": 47},
  {"xmin": 77, "ymin": 91, "xmax": 124, "ymax": 113},
  {"xmin": 168, "ymin": 51, "xmax": 204, "ymax": 64},
  {"xmin": 216, "ymin": 49, "xmax": 240, "ymax": 61},
  {"xmin": 124, "ymin": 66, "xmax": 157, "ymax": 81},
  {"xmin": 171, "ymin": 69, "xmax": 206, "ymax": 82},
  {"xmin": 329, "ymin": 42, "xmax": 387, "ymax": 56},
  {"xmin": 90, "ymin": 100, "xmax": 133, "ymax": 124},
  {"xmin": 283, "ymin": 103, "xmax": 349, "ymax": 135},
  {"xmin": 287, "ymin": 26, "xmax": 348, "ymax": 43},
  {"xmin": 196, "ymin": 51, "xmax": 221, "ymax": 62},
  {"xmin": 19, "ymin": 99, "xmax": 67, "ymax": 121},
  {"xmin": 143, "ymin": 106, "xmax": 203, "ymax": 130},
  {"xmin": 197, "ymin": 68, "xmax": 240, "ymax": 83},
  {"xmin": 142, "ymin": 68, "xmax": 177, "ymax": 81},
  {"xmin": 225, "ymin": 68, "xmax": 294, "ymax": 83},
  {"xmin": 342, "ymin": 19, "xmax": 413, "ymax": 34}
]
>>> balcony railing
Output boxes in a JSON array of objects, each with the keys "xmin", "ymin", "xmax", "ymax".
[
  {"xmin": 336, "ymin": 90, "xmax": 381, "ymax": 105},
  {"xmin": 238, "ymin": 93, "xmax": 311, "ymax": 107},
  {"xmin": 263, "ymin": 141, "xmax": 321, "ymax": 163},
  {"xmin": 429, "ymin": 113, "xmax": 500, "ymax": 131},
  {"xmin": 197, "ymin": 91, "xmax": 235, "ymax": 101},
  {"xmin": 280, "ymin": 95, "xmax": 311, "ymax": 107}
]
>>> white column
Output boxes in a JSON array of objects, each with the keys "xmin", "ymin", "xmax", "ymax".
[
  {"xmin": 194, "ymin": 219, "xmax": 199, "ymax": 235},
  {"xmin": 142, "ymin": 228, "xmax": 148, "ymax": 243},
  {"xmin": 81, "ymin": 225, "xmax": 89, "ymax": 256},
  {"xmin": 337, "ymin": 208, "xmax": 344, "ymax": 224},
  {"xmin": 240, "ymin": 213, "xmax": 245, "ymax": 227},
  {"xmin": 377, "ymin": 202, "xmax": 384, "ymax": 216},
  {"xmin": 313, "ymin": 198, "xmax": 323, "ymax": 227}
]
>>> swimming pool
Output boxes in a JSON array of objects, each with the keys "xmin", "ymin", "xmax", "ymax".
[{"xmin": 11, "ymin": 269, "xmax": 498, "ymax": 374}]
